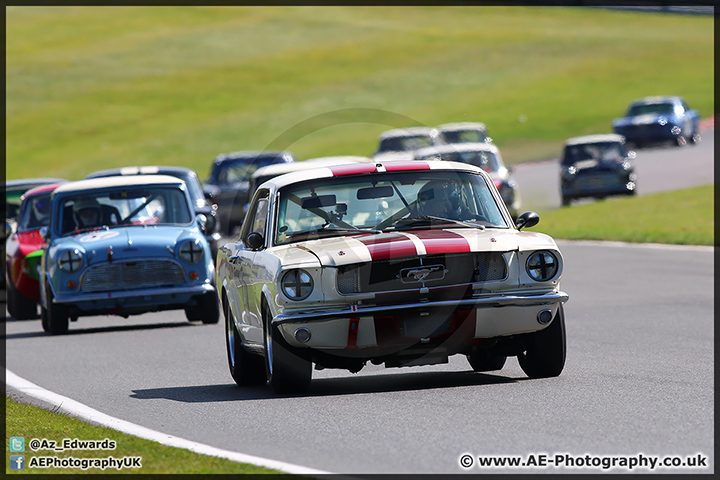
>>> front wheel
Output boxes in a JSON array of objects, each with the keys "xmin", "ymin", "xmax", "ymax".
[
  {"xmin": 6, "ymin": 279, "xmax": 38, "ymax": 320},
  {"xmin": 467, "ymin": 350, "xmax": 507, "ymax": 372},
  {"xmin": 185, "ymin": 292, "xmax": 220, "ymax": 324},
  {"xmin": 44, "ymin": 285, "xmax": 69, "ymax": 335},
  {"xmin": 263, "ymin": 308, "xmax": 311, "ymax": 394},
  {"xmin": 517, "ymin": 305, "xmax": 566, "ymax": 378},
  {"xmin": 225, "ymin": 300, "xmax": 266, "ymax": 386}
]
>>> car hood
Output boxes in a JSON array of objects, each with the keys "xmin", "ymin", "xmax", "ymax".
[
  {"xmin": 54, "ymin": 226, "xmax": 201, "ymax": 265},
  {"xmin": 569, "ymin": 158, "xmax": 626, "ymax": 171},
  {"xmin": 270, "ymin": 228, "xmax": 558, "ymax": 267},
  {"xmin": 614, "ymin": 113, "xmax": 675, "ymax": 127}
]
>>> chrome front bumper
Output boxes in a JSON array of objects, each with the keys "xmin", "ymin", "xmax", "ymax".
[{"xmin": 273, "ymin": 291, "xmax": 569, "ymax": 326}]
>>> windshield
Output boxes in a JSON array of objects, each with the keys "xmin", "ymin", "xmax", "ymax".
[
  {"xmin": 627, "ymin": 103, "xmax": 674, "ymax": 116},
  {"xmin": 56, "ymin": 186, "xmax": 193, "ymax": 236},
  {"xmin": 440, "ymin": 130, "xmax": 487, "ymax": 144},
  {"xmin": 214, "ymin": 157, "xmax": 289, "ymax": 185},
  {"xmin": 17, "ymin": 192, "xmax": 53, "ymax": 231},
  {"xmin": 562, "ymin": 142, "xmax": 626, "ymax": 166},
  {"xmin": 378, "ymin": 135, "xmax": 435, "ymax": 153},
  {"xmin": 421, "ymin": 150, "xmax": 501, "ymax": 173},
  {"xmin": 275, "ymin": 171, "xmax": 508, "ymax": 245}
]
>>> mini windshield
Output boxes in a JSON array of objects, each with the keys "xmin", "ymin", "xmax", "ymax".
[
  {"xmin": 56, "ymin": 186, "xmax": 193, "ymax": 236},
  {"xmin": 627, "ymin": 103, "xmax": 674, "ymax": 116},
  {"xmin": 275, "ymin": 171, "xmax": 508, "ymax": 245},
  {"xmin": 562, "ymin": 142, "xmax": 626, "ymax": 166}
]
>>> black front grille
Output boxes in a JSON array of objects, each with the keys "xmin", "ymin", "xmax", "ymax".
[
  {"xmin": 337, "ymin": 252, "xmax": 507, "ymax": 294},
  {"xmin": 81, "ymin": 260, "xmax": 187, "ymax": 293}
]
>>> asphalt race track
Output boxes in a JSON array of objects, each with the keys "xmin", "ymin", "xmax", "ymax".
[{"xmin": 4, "ymin": 127, "xmax": 714, "ymax": 474}]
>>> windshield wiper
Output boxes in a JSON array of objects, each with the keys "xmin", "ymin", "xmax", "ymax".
[
  {"xmin": 285, "ymin": 226, "xmax": 380, "ymax": 242},
  {"xmin": 385, "ymin": 216, "xmax": 485, "ymax": 230}
]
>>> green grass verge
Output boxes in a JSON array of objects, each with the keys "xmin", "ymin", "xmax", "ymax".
[
  {"xmin": 5, "ymin": 6, "xmax": 713, "ymax": 180},
  {"xmin": 5, "ymin": 396, "xmax": 284, "ymax": 475},
  {"xmin": 533, "ymin": 185, "xmax": 714, "ymax": 246}
]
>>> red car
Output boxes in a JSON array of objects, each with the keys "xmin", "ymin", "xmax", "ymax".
[{"xmin": 5, "ymin": 183, "xmax": 65, "ymax": 319}]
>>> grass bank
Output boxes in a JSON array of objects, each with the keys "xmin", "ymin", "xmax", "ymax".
[
  {"xmin": 535, "ymin": 185, "xmax": 714, "ymax": 246},
  {"xmin": 4, "ymin": 396, "xmax": 283, "ymax": 475},
  {"xmin": 6, "ymin": 6, "xmax": 713, "ymax": 180}
]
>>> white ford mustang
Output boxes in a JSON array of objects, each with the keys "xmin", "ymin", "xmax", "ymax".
[{"xmin": 217, "ymin": 160, "xmax": 568, "ymax": 393}]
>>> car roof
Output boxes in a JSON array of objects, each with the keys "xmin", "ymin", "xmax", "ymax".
[
  {"xmin": 213, "ymin": 150, "xmax": 295, "ymax": 164},
  {"xmin": 252, "ymin": 156, "xmax": 373, "ymax": 179},
  {"xmin": 565, "ymin": 134, "xmax": 626, "ymax": 146},
  {"xmin": 415, "ymin": 142, "xmax": 499, "ymax": 157},
  {"xmin": 53, "ymin": 175, "xmax": 186, "ymax": 195},
  {"xmin": 3, "ymin": 178, "xmax": 68, "ymax": 191},
  {"xmin": 259, "ymin": 160, "xmax": 486, "ymax": 192},
  {"xmin": 436, "ymin": 122, "xmax": 487, "ymax": 132},
  {"xmin": 378, "ymin": 127, "xmax": 439, "ymax": 140},
  {"xmin": 22, "ymin": 182, "xmax": 67, "ymax": 198},
  {"xmin": 86, "ymin": 165, "xmax": 195, "ymax": 179}
]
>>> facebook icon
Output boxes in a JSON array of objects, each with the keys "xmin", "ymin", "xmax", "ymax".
[{"xmin": 10, "ymin": 455, "xmax": 25, "ymax": 470}]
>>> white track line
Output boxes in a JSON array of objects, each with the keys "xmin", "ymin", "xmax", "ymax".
[{"xmin": 5, "ymin": 369, "xmax": 334, "ymax": 476}]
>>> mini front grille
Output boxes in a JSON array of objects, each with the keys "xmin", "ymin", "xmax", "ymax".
[
  {"xmin": 81, "ymin": 260, "xmax": 187, "ymax": 293},
  {"xmin": 337, "ymin": 252, "xmax": 507, "ymax": 294}
]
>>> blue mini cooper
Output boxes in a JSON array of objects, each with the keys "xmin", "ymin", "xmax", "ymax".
[{"xmin": 39, "ymin": 175, "xmax": 219, "ymax": 334}]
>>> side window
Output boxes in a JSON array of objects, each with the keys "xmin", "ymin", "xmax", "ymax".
[
  {"xmin": 241, "ymin": 189, "xmax": 270, "ymax": 243},
  {"xmin": 251, "ymin": 198, "xmax": 269, "ymax": 235}
]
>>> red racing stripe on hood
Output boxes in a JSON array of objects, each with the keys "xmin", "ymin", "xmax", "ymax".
[
  {"xmin": 355, "ymin": 233, "xmax": 418, "ymax": 260},
  {"xmin": 411, "ymin": 230, "xmax": 471, "ymax": 255}
]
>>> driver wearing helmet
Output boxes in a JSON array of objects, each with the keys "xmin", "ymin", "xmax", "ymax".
[
  {"xmin": 416, "ymin": 179, "xmax": 470, "ymax": 220},
  {"xmin": 73, "ymin": 197, "xmax": 103, "ymax": 229}
]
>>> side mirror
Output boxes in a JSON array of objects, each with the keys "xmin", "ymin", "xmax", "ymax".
[
  {"xmin": 5, "ymin": 221, "xmax": 14, "ymax": 238},
  {"xmin": 204, "ymin": 213, "xmax": 217, "ymax": 234},
  {"xmin": 39, "ymin": 226, "xmax": 49, "ymax": 239},
  {"xmin": 515, "ymin": 211, "xmax": 540, "ymax": 231},
  {"xmin": 246, "ymin": 232, "xmax": 264, "ymax": 251},
  {"xmin": 195, "ymin": 214, "xmax": 208, "ymax": 234}
]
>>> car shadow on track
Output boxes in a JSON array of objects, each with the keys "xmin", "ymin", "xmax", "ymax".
[
  {"xmin": 130, "ymin": 371, "xmax": 521, "ymax": 402},
  {"xmin": 2, "ymin": 321, "xmax": 195, "ymax": 340}
]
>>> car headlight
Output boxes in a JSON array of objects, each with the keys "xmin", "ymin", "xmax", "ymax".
[
  {"xmin": 281, "ymin": 269, "xmax": 314, "ymax": 301},
  {"xmin": 179, "ymin": 239, "xmax": 204, "ymax": 264},
  {"xmin": 58, "ymin": 249, "xmax": 83, "ymax": 273},
  {"xmin": 526, "ymin": 251, "xmax": 559, "ymax": 282}
]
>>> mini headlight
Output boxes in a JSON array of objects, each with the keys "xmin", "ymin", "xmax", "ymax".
[
  {"xmin": 179, "ymin": 239, "xmax": 204, "ymax": 264},
  {"xmin": 526, "ymin": 251, "xmax": 559, "ymax": 282},
  {"xmin": 58, "ymin": 249, "xmax": 83, "ymax": 273},
  {"xmin": 281, "ymin": 269, "xmax": 314, "ymax": 301}
]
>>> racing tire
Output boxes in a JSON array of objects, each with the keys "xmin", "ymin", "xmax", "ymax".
[
  {"xmin": 225, "ymin": 300, "xmax": 267, "ymax": 386},
  {"xmin": 517, "ymin": 305, "xmax": 566, "ymax": 378},
  {"xmin": 184, "ymin": 292, "xmax": 220, "ymax": 324},
  {"xmin": 263, "ymin": 307, "xmax": 311, "ymax": 394},
  {"xmin": 467, "ymin": 350, "xmax": 507, "ymax": 372},
  {"xmin": 7, "ymin": 279, "xmax": 39, "ymax": 320},
  {"xmin": 561, "ymin": 196, "xmax": 571, "ymax": 207},
  {"xmin": 44, "ymin": 285, "xmax": 69, "ymax": 335}
]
